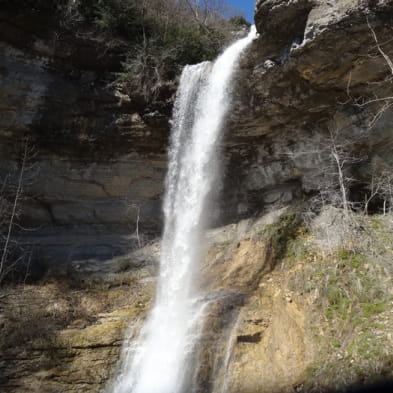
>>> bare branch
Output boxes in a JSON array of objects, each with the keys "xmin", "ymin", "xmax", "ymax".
[
  {"xmin": 0, "ymin": 139, "xmax": 28, "ymax": 281},
  {"xmin": 367, "ymin": 18, "xmax": 393, "ymax": 75}
]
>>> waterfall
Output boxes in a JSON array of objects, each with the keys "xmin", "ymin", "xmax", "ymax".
[{"xmin": 110, "ymin": 26, "xmax": 257, "ymax": 393}]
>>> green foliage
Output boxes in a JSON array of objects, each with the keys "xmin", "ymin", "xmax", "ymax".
[
  {"xmin": 6, "ymin": 1, "xmax": 244, "ymax": 102},
  {"xmin": 336, "ymin": 248, "xmax": 352, "ymax": 261},
  {"xmin": 291, "ymin": 250, "xmax": 391, "ymax": 390},
  {"xmin": 2, "ymin": 0, "xmax": 69, "ymax": 12},
  {"xmin": 316, "ymin": 249, "xmax": 390, "ymax": 324},
  {"xmin": 75, "ymin": 0, "xmax": 145, "ymax": 39},
  {"xmin": 228, "ymin": 15, "xmax": 251, "ymax": 27},
  {"xmin": 70, "ymin": 0, "xmax": 238, "ymax": 101},
  {"xmin": 257, "ymin": 209, "xmax": 302, "ymax": 267},
  {"xmin": 119, "ymin": 22, "xmax": 225, "ymax": 100},
  {"xmin": 360, "ymin": 301, "xmax": 388, "ymax": 318},
  {"xmin": 280, "ymin": 212, "xmax": 393, "ymax": 391},
  {"xmin": 168, "ymin": 24, "xmax": 224, "ymax": 65},
  {"xmin": 331, "ymin": 339, "xmax": 341, "ymax": 348},
  {"xmin": 114, "ymin": 256, "xmax": 131, "ymax": 273},
  {"xmin": 282, "ymin": 225, "xmax": 310, "ymax": 263}
]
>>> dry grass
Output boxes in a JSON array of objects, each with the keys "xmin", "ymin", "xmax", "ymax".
[{"xmin": 277, "ymin": 210, "xmax": 393, "ymax": 392}]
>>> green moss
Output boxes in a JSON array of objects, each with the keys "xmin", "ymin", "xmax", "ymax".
[
  {"xmin": 337, "ymin": 249, "xmax": 352, "ymax": 261},
  {"xmin": 114, "ymin": 257, "xmax": 131, "ymax": 273},
  {"xmin": 259, "ymin": 209, "xmax": 302, "ymax": 265},
  {"xmin": 60, "ymin": 1, "xmax": 241, "ymax": 103},
  {"xmin": 325, "ymin": 308, "xmax": 333, "ymax": 320},
  {"xmin": 284, "ymin": 237, "xmax": 309, "ymax": 262},
  {"xmin": 336, "ymin": 249, "xmax": 367, "ymax": 269},
  {"xmin": 370, "ymin": 217, "xmax": 384, "ymax": 230},
  {"xmin": 327, "ymin": 284, "xmax": 345, "ymax": 306},
  {"xmin": 331, "ymin": 339, "xmax": 341, "ymax": 348},
  {"xmin": 350, "ymin": 254, "xmax": 366, "ymax": 269},
  {"xmin": 348, "ymin": 331, "xmax": 383, "ymax": 362},
  {"xmin": 360, "ymin": 301, "xmax": 388, "ymax": 318}
]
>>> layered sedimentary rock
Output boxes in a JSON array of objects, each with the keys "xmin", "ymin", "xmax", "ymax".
[
  {"xmin": 3, "ymin": 207, "xmax": 391, "ymax": 393},
  {"xmin": 0, "ymin": 264, "xmax": 156, "ymax": 393},
  {"xmin": 221, "ymin": 0, "xmax": 393, "ymax": 221},
  {"xmin": 2, "ymin": 1, "xmax": 393, "ymax": 262},
  {"xmin": 1, "ymin": 1, "xmax": 393, "ymax": 393},
  {"xmin": 0, "ymin": 4, "xmax": 171, "ymax": 262}
]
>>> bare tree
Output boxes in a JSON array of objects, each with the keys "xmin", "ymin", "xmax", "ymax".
[
  {"xmin": 182, "ymin": 0, "xmax": 242, "ymax": 26},
  {"xmin": 367, "ymin": 18, "xmax": 393, "ymax": 76},
  {"xmin": 364, "ymin": 164, "xmax": 393, "ymax": 215},
  {"xmin": 327, "ymin": 125, "xmax": 359, "ymax": 219},
  {"xmin": 125, "ymin": 202, "xmax": 147, "ymax": 250},
  {"xmin": 348, "ymin": 19, "xmax": 393, "ymax": 129},
  {"xmin": 288, "ymin": 123, "xmax": 361, "ymax": 222},
  {"xmin": 0, "ymin": 139, "xmax": 36, "ymax": 284}
]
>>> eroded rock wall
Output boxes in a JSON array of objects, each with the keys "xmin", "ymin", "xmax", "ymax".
[
  {"xmin": 2, "ymin": 1, "xmax": 393, "ymax": 263},
  {"xmin": 0, "ymin": 4, "xmax": 173, "ymax": 263},
  {"xmin": 2, "ymin": 2, "xmax": 393, "ymax": 392},
  {"xmin": 221, "ymin": 0, "xmax": 393, "ymax": 221}
]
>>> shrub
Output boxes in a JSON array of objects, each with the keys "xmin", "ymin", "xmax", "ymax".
[
  {"xmin": 119, "ymin": 22, "xmax": 226, "ymax": 100},
  {"xmin": 70, "ymin": 0, "xmax": 240, "ymax": 101},
  {"xmin": 79, "ymin": 0, "xmax": 145, "ymax": 39},
  {"xmin": 228, "ymin": 15, "xmax": 251, "ymax": 27}
]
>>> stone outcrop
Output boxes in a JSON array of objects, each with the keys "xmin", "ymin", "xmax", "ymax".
[
  {"xmin": 222, "ymin": 0, "xmax": 393, "ymax": 221},
  {"xmin": 1, "ymin": 208, "xmax": 393, "ymax": 393},
  {"xmin": 0, "ymin": 3, "xmax": 172, "ymax": 263},
  {"xmin": 2, "ymin": 1, "xmax": 393, "ymax": 262},
  {"xmin": 0, "ymin": 208, "xmax": 306, "ymax": 393},
  {"xmin": 1, "ymin": 1, "xmax": 393, "ymax": 393},
  {"xmin": 0, "ymin": 261, "xmax": 156, "ymax": 393}
]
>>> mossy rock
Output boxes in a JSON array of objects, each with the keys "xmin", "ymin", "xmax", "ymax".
[{"xmin": 256, "ymin": 208, "xmax": 302, "ymax": 268}]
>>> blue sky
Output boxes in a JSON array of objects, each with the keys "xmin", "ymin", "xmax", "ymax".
[{"xmin": 225, "ymin": 0, "xmax": 255, "ymax": 22}]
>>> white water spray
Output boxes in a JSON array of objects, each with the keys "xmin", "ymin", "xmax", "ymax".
[{"xmin": 110, "ymin": 26, "xmax": 257, "ymax": 393}]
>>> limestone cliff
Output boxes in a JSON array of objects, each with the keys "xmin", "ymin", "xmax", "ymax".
[
  {"xmin": 1, "ymin": 1, "xmax": 393, "ymax": 393},
  {"xmin": 223, "ymin": 0, "xmax": 393, "ymax": 221},
  {"xmin": 2, "ymin": 0, "xmax": 393, "ymax": 263},
  {"xmin": 2, "ymin": 207, "xmax": 392, "ymax": 393},
  {"xmin": 0, "ymin": 2, "xmax": 172, "ymax": 264}
]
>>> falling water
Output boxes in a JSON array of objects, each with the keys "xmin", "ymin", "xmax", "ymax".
[{"xmin": 110, "ymin": 26, "xmax": 257, "ymax": 393}]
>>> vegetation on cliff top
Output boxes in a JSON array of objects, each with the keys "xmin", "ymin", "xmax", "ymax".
[
  {"xmin": 70, "ymin": 0, "xmax": 249, "ymax": 100},
  {"xmin": 2, "ymin": 0, "xmax": 249, "ymax": 101}
]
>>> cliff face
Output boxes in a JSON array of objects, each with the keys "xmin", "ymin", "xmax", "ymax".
[
  {"xmin": 0, "ymin": 3, "xmax": 172, "ymax": 263},
  {"xmin": 2, "ymin": 0, "xmax": 393, "ymax": 263},
  {"xmin": 223, "ymin": 0, "xmax": 393, "ymax": 221},
  {"xmin": 2, "ymin": 208, "xmax": 392, "ymax": 393},
  {"xmin": 1, "ymin": 1, "xmax": 393, "ymax": 393}
]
